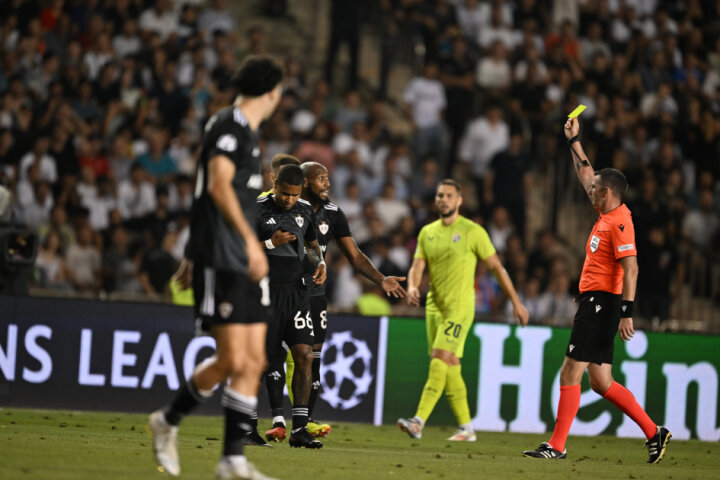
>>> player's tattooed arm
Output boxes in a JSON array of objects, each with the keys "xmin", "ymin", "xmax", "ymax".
[{"xmin": 306, "ymin": 239, "xmax": 327, "ymax": 284}]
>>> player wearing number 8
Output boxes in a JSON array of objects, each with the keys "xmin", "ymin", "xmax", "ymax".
[
  {"xmin": 256, "ymin": 164, "xmax": 326, "ymax": 449},
  {"xmin": 398, "ymin": 179, "xmax": 529, "ymax": 441}
]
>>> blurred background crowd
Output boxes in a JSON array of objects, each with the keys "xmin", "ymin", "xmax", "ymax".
[{"xmin": 0, "ymin": 0, "xmax": 718, "ymax": 331}]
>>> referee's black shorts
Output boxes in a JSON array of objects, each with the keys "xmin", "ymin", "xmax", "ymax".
[
  {"xmin": 266, "ymin": 280, "xmax": 314, "ymax": 360},
  {"xmin": 192, "ymin": 265, "xmax": 271, "ymax": 335},
  {"xmin": 566, "ymin": 290, "xmax": 622, "ymax": 365}
]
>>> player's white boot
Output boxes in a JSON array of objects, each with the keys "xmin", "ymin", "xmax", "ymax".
[
  {"xmin": 215, "ymin": 456, "xmax": 278, "ymax": 480},
  {"xmin": 447, "ymin": 427, "xmax": 477, "ymax": 442},
  {"xmin": 148, "ymin": 410, "xmax": 180, "ymax": 476},
  {"xmin": 397, "ymin": 417, "xmax": 424, "ymax": 439}
]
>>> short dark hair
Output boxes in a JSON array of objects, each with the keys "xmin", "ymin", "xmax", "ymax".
[
  {"xmin": 276, "ymin": 164, "xmax": 304, "ymax": 186},
  {"xmin": 596, "ymin": 168, "xmax": 628, "ymax": 198},
  {"xmin": 270, "ymin": 154, "xmax": 300, "ymax": 175},
  {"xmin": 438, "ymin": 178, "xmax": 461, "ymax": 193},
  {"xmin": 232, "ymin": 55, "xmax": 283, "ymax": 97}
]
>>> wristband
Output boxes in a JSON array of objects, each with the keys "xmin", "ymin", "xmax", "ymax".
[
  {"xmin": 567, "ymin": 135, "xmax": 580, "ymax": 145},
  {"xmin": 620, "ymin": 300, "xmax": 634, "ymax": 317},
  {"xmin": 264, "ymin": 239, "xmax": 275, "ymax": 250},
  {"xmin": 318, "ymin": 260, "xmax": 326, "ymax": 267}
]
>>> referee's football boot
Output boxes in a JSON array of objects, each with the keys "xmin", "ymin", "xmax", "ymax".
[
  {"xmin": 289, "ymin": 426, "xmax": 323, "ymax": 448},
  {"xmin": 306, "ymin": 418, "xmax": 332, "ymax": 438},
  {"xmin": 645, "ymin": 426, "xmax": 672, "ymax": 464},
  {"xmin": 397, "ymin": 417, "xmax": 423, "ymax": 439},
  {"xmin": 148, "ymin": 410, "xmax": 181, "ymax": 476},
  {"xmin": 215, "ymin": 456, "xmax": 278, "ymax": 480},
  {"xmin": 265, "ymin": 422, "xmax": 287, "ymax": 442},
  {"xmin": 242, "ymin": 428, "xmax": 272, "ymax": 448},
  {"xmin": 522, "ymin": 442, "xmax": 567, "ymax": 459}
]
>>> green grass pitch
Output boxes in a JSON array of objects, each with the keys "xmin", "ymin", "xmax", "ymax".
[{"xmin": 1, "ymin": 408, "xmax": 719, "ymax": 480}]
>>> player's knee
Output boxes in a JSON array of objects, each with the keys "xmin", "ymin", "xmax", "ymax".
[
  {"xmin": 589, "ymin": 377, "xmax": 611, "ymax": 395},
  {"xmin": 216, "ymin": 355, "xmax": 246, "ymax": 377},
  {"xmin": 294, "ymin": 348, "xmax": 313, "ymax": 369}
]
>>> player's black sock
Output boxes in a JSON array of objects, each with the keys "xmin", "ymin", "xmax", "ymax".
[
  {"xmin": 307, "ymin": 351, "xmax": 322, "ymax": 418},
  {"xmin": 292, "ymin": 405, "xmax": 309, "ymax": 431},
  {"xmin": 265, "ymin": 356, "xmax": 286, "ymax": 418},
  {"xmin": 221, "ymin": 388, "xmax": 257, "ymax": 456},
  {"xmin": 165, "ymin": 378, "xmax": 208, "ymax": 426}
]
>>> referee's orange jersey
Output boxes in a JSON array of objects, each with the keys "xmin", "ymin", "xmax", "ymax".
[{"xmin": 579, "ymin": 204, "xmax": 637, "ymax": 294}]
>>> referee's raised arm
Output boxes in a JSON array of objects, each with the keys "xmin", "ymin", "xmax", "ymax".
[{"xmin": 564, "ymin": 118, "xmax": 594, "ymax": 200}]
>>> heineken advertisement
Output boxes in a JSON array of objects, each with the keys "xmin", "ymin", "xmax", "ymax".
[
  {"xmin": 1, "ymin": 296, "xmax": 718, "ymax": 441},
  {"xmin": 382, "ymin": 318, "xmax": 720, "ymax": 441}
]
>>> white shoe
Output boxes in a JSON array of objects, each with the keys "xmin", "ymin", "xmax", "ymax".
[
  {"xmin": 148, "ymin": 410, "xmax": 180, "ymax": 476},
  {"xmin": 447, "ymin": 428, "xmax": 477, "ymax": 442},
  {"xmin": 397, "ymin": 417, "xmax": 423, "ymax": 439},
  {"xmin": 215, "ymin": 457, "xmax": 278, "ymax": 480}
]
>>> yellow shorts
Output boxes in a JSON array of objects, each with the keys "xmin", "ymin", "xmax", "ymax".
[{"xmin": 426, "ymin": 306, "xmax": 473, "ymax": 358}]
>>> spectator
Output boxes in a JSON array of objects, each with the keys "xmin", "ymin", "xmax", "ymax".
[
  {"xmin": 135, "ymin": 128, "xmax": 177, "ymax": 180},
  {"xmin": 459, "ymin": 103, "xmax": 509, "ymax": 206},
  {"xmin": 682, "ymin": 189, "xmax": 719, "ymax": 250},
  {"xmin": 118, "ymin": 162, "xmax": 156, "ymax": 220},
  {"xmin": 102, "ymin": 226, "xmax": 141, "ymax": 295},
  {"xmin": 138, "ymin": 230, "xmax": 177, "ymax": 299},
  {"xmin": 403, "ymin": 61, "xmax": 448, "ymax": 167},
  {"xmin": 325, "ymin": 0, "xmax": 360, "ymax": 90},
  {"xmin": 34, "ymin": 230, "xmax": 71, "ymax": 291},
  {"xmin": 138, "ymin": 0, "xmax": 178, "ymax": 42},
  {"xmin": 65, "ymin": 224, "xmax": 101, "ymax": 293},
  {"xmin": 374, "ymin": 182, "xmax": 411, "ymax": 233}
]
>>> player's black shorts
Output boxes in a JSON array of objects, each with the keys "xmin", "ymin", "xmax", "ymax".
[
  {"xmin": 193, "ymin": 265, "xmax": 271, "ymax": 334},
  {"xmin": 266, "ymin": 280, "xmax": 314, "ymax": 360},
  {"xmin": 310, "ymin": 294, "xmax": 328, "ymax": 345},
  {"xmin": 566, "ymin": 290, "xmax": 622, "ymax": 365}
]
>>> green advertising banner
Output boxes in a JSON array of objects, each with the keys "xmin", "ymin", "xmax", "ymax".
[{"xmin": 383, "ymin": 318, "xmax": 720, "ymax": 441}]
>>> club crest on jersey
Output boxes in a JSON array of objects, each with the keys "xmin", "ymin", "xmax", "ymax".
[
  {"xmin": 295, "ymin": 215, "xmax": 304, "ymax": 228},
  {"xmin": 319, "ymin": 222, "xmax": 329, "ymax": 235},
  {"xmin": 453, "ymin": 234, "xmax": 461, "ymax": 243},
  {"xmin": 219, "ymin": 302, "xmax": 233, "ymax": 319},
  {"xmin": 590, "ymin": 235, "xmax": 600, "ymax": 252}
]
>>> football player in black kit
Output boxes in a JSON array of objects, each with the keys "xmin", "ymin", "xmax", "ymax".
[
  {"xmin": 148, "ymin": 55, "xmax": 282, "ymax": 480},
  {"xmin": 256, "ymin": 164, "xmax": 327, "ymax": 449},
  {"xmin": 300, "ymin": 162, "xmax": 408, "ymax": 431}
]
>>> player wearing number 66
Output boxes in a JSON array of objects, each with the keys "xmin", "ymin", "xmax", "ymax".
[
  {"xmin": 256, "ymin": 164, "xmax": 327, "ymax": 449},
  {"xmin": 398, "ymin": 179, "xmax": 529, "ymax": 442}
]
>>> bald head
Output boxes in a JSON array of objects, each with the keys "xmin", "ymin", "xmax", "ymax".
[{"xmin": 302, "ymin": 161, "xmax": 330, "ymax": 203}]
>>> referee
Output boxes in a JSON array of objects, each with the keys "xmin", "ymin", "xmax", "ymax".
[
  {"xmin": 149, "ymin": 55, "xmax": 282, "ymax": 480},
  {"xmin": 523, "ymin": 118, "xmax": 671, "ymax": 463}
]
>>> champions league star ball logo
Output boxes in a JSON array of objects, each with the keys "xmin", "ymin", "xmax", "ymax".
[{"xmin": 320, "ymin": 331, "xmax": 374, "ymax": 410}]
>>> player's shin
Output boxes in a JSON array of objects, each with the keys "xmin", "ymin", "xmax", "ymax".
[
  {"xmin": 264, "ymin": 355, "xmax": 287, "ymax": 419},
  {"xmin": 414, "ymin": 357, "xmax": 450, "ymax": 422},
  {"xmin": 164, "ymin": 377, "xmax": 213, "ymax": 426},
  {"xmin": 221, "ymin": 387, "xmax": 258, "ymax": 457},
  {"xmin": 548, "ymin": 384, "xmax": 581, "ymax": 452},
  {"xmin": 445, "ymin": 364, "xmax": 471, "ymax": 428},
  {"xmin": 307, "ymin": 350, "xmax": 322, "ymax": 416}
]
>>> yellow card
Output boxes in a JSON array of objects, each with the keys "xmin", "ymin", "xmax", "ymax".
[{"xmin": 568, "ymin": 105, "xmax": 587, "ymax": 119}]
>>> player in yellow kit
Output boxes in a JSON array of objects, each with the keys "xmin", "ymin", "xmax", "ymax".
[{"xmin": 398, "ymin": 179, "xmax": 529, "ymax": 441}]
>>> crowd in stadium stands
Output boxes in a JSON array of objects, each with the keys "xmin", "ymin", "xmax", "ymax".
[{"xmin": 0, "ymin": 0, "xmax": 718, "ymax": 327}]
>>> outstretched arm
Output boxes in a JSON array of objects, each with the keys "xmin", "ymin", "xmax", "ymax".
[
  {"xmin": 336, "ymin": 236, "xmax": 407, "ymax": 298},
  {"xmin": 483, "ymin": 253, "xmax": 529, "ymax": 326},
  {"xmin": 564, "ymin": 118, "xmax": 595, "ymax": 201}
]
